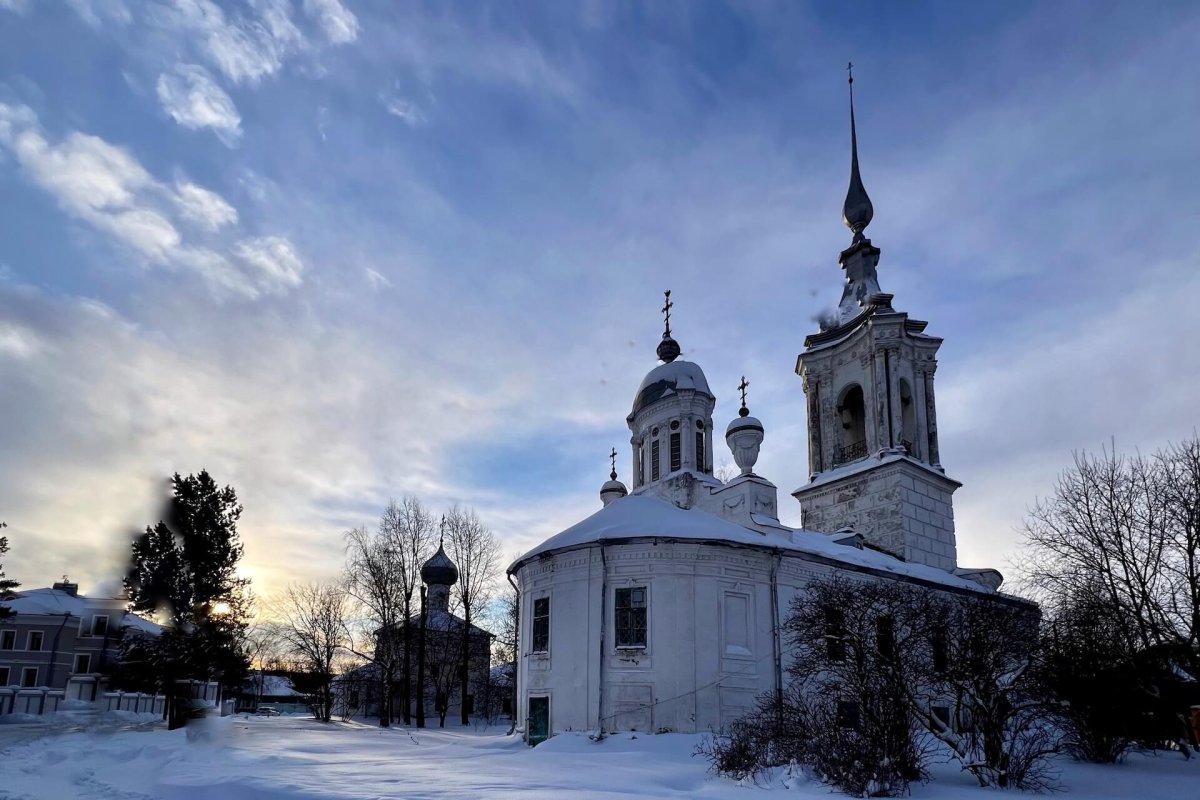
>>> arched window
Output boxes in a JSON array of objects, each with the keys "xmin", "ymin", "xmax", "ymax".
[
  {"xmin": 650, "ymin": 427, "xmax": 661, "ymax": 482},
  {"xmin": 669, "ymin": 420, "xmax": 681, "ymax": 473},
  {"xmin": 836, "ymin": 384, "xmax": 867, "ymax": 465},
  {"xmin": 899, "ymin": 379, "xmax": 918, "ymax": 457},
  {"xmin": 695, "ymin": 419, "xmax": 706, "ymax": 472}
]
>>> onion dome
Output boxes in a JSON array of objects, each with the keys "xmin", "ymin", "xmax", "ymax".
[{"xmin": 420, "ymin": 543, "xmax": 459, "ymax": 586}]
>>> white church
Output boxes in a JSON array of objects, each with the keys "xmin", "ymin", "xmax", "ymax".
[{"xmin": 508, "ymin": 81, "xmax": 1011, "ymax": 745}]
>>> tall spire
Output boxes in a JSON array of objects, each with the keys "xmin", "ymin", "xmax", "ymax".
[
  {"xmin": 656, "ymin": 289, "xmax": 681, "ymax": 363},
  {"xmin": 842, "ymin": 62, "xmax": 874, "ymax": 243}
]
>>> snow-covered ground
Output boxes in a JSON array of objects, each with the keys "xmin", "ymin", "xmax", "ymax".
[{"xmin": 0, "ymin": 715, "xmax": 1195, "ymax": 799}]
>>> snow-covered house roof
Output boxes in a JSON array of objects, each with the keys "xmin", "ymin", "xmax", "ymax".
[
  {"xmin": 6, "ymin": 587, "xmax": 162, "ymax": 634},
  {"xmin": 509, "ymin": 494, "xmax": 998, "ymax": 595}
]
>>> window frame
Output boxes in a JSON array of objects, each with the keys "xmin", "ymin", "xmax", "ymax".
[
  {"xmin": 0, "ymin": 630, "xmax": 14, "ymax": 650},
  {"xmin": 26, "ymin": 630, "xmax": 44, "ymax": 652},
  {"xmin": 669, "ymin": 431, "xmax": 681, "ymax": 472},
  {"xmin": 21, "ymin": 667, "xmax": 38, "ymax": 688},
  {"xmin": 614, "ymin": 586, "xmax": 648, "ymax": 650},
  {"xmin": 73, "ymin": 653, "xmax": 92, "ymax": 674},
  {"xmin": 650, "ymin": 438, "xmax": 660, "ymax": 482},
  {"xmin": 91, "ymin": 615, "xmax": 109, "ymax": 637},
  {"xmin": 531, "ymin": 596, "xmax": 550, "ymax": 654},
  {"xmin": 0, "ymin": 666, "xmax": 9, "ymax": 686},
  {"xmin": 695, "ymin": 429, "xmax": 705, "ymax": 471}
]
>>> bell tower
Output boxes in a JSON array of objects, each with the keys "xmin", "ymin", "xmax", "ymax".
[{"xmin": 792, "ymin": 67, "xmax": 960, "ymax": 571}]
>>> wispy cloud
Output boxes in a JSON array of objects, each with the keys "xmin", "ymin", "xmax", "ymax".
[
  {"xmin": 364, "ymin": 267, "xmax": 391, "ymax": 291},
  {"xmin": 378, "ymin": 92, "xmax": 426, "ymax": 126},
  {"xmin": 155, "ymin": 64, "xmax": 242, "ymax": 146},
  {"xmin": 303, "ymin": 0, "xmax": 359, "ymax": 45},
  {"xmin": 0, "ymin": 102, "xmax": 301, "ymax": 298}
]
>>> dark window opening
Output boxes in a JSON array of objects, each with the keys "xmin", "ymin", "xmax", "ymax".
[
  {"xmin": 73, "ymin": 653, "xmax": 91, "ymax": 674},
  {"xmin": 931, "ymin": 632, "xmax": 948, "ymax": 674},
  {"xmin": 837, "ymin": 700, "xmax": 861, "ymax": 730},
  {"xmin": 532, "ymin": 597, "xmax": 550, "ymax": 653},
  {"xmin": 92, "ymin": 615, "xmax": 109, "ymax": 637},
  {"xmin": 27, "ymin": 631, "xmax": 43, "ymax": 652},
  {"xmin": 695, "ymin": 431, "xmax": 705, "ymax": 471},
  {"xmin": 876, "ymin": 616, "xmax": 895, "ymax": 661},
  {"xmin": 835, "ymin": 384, "xmax": 868, "ymax": 465},
  {"xmin": 824, "ymin": 608, "xmax": 846, "ymax": 662},
  {"xmin": 0, "ymin": 667, "xmax": 9, "ymax": 686},
  {"xmin": 615, "ymin": 587, "xmax": 647, "ymax": 648},
  {"xmin": 669, "ymin": 432, "xmax": 681, "ymax": 472},
  {"xmin": 932, "ymin": 705, "xmax": 952, "ymax": 730},
  {"xmin": 21, "ymin": 667, "xmax": 38, "ymax": 688},
  {"xmin": 0, "ymin": 630, "xmax": 14, "ymax": 650},
  {"xmin": 651, "ymin": 439, "xmax": 660, "ymax": 482}
]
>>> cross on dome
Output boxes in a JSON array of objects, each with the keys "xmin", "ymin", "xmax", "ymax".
[
  {"xmin": 738, "ymin": 376, "xmax": 750, "ymax": 417},
  {"xmin": 655, "ymin": 289, "xmax": 681, "ymax": 363}
]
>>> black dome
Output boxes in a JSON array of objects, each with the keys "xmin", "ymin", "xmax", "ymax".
[{"xmin": 421, "ymin": 544, "xmax": 459, "ymax": 586}]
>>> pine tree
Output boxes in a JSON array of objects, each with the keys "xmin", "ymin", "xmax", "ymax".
[
  {"xmin": 0, "ymin": 521, "xmax": 19, "ymax": 620},
  {"xmin": 124, "ymin": 471, "xmax": 252, "ymax": 690}
]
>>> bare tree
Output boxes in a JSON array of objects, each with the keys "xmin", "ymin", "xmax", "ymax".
[
  {"xmin": 274, "ymin": 582, "xmax": 350, "ymax": 722},
  {"xmin": 244, "ymin": 621, "xmax": 286, "ymax": 710},
  {"xmin": 445, "ymin": 505, "xmax": 500, "ymax": 725},
  {"xmin": 382, "ymin": 496, "xmax": 436, "ymax": 725},
  {"xmin": 343, "ymin": 522, "xmax": 406, "ymax": 726},
  {"xmin": 1021, "ymin": 435, "xmax": 1200, "ymax": 757}
]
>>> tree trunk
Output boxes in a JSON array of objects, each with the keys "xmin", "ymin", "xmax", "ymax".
[
  {"xmin": 402, "ymin": 594, "xmax": 412, "ymax": 725},
  {"xmin": 416, "ymin": 587, "xmax": 426, "ymax": 728},
  {"xmin": 460, "ymin": 602, "xmax": 471, "ymax": 726}
]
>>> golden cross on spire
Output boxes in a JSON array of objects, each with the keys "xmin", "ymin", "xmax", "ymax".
[
  {"xmin": 661, "ymin": 289, "xmax": 673, "ymax": 337},
  {"xmin": 609, "ymin": 447, "xmax": 618, "ymax": 481}
]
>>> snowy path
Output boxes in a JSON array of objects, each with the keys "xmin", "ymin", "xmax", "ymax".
[{"xmin": 0, "ymin": 715, "xmax": 1196, "ymax": 799}]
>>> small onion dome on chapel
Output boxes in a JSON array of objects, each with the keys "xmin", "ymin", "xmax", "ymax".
[
  {"xmin": 601, "ymin": 447, "xmax": 628, "ymax": 506},
  {"xmin": 631, "ymin": 289, "xmax": 714, "ymax": 417},
  {"xmin": 421, "ymin": 543, "xmax": 459, "ymax": 586}
]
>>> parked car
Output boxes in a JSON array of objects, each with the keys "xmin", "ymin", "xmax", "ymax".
[{"xmin": 255, "ymin": 705, "xmax": 281, "ymax": 716}]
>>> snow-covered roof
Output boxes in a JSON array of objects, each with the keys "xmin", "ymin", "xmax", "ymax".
[
  {"xmin": 5, "ymin": 588, "xmax": 162, "ymax": 634},
  {"xmin": 510, "ymin": 494, "xmax": 990, "ymax": 593},
  {"xmin": 249, "ymin": 672, "xmax": 303, "ymax": 696},
  {"xmin": 630, "ymin": 359, "xmax": 713, "ymax": 417}
]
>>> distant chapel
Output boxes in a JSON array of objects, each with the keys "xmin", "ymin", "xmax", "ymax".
[{"xmin": 508, "ymin": 78, "xmax": 1017, "ymax": 744}]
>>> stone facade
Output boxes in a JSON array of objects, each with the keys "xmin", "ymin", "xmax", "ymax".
[{"xmin": 793, "ymin": 457, "xmax": 959, "ymax": 571}]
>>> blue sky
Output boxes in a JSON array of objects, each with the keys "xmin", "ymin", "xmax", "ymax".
[{"xmin": 1, "ymin": 1, "xmax": 1198, "ymax": 600}]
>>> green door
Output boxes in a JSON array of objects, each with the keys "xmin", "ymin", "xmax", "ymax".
[{"xmin": 528, "ymin": 696, "xmax": 550, "ymax": 745}]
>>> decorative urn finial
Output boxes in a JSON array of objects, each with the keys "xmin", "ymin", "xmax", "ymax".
[{"xmin": 725, "ymin": 376, "xmax": 765, "ymax": 477}]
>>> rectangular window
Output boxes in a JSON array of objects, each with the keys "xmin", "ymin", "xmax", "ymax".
[
  {"xmin": 837, "ymin": 700, "xmax": 861, "ymax": 730},
  {"xmin": 931, "ymin": 632, "xmax": 948, "ymax": 674},
  {"xmin": 669, "ymin": 432, "xmax": 681, "ymax": 472},
  {"xmin": 695, "ymin": 431, "xmax": 705, "ymax": 471},
  {"xmin": 0, "ymin": 666, "xmax": 9, "ymax": 685},
  {"xmin": 824, "ymin": 608, "xmax": 846, "ymax": 662},
  {"xmin": 0, "ymin": 630, "xmax": 14, "ymax": 650},
  {"xmin": 532, "ymin": 597, "xmax": 550, "ymax": 653},
  {"xmin": 651, "ymin": 440, "xmax": 660, "ymax": 481},
  {"xmin": 27, "ymin": 631, "xmax": 44, "ymax": 652},
  {"xmin": 931, "ymin": 705, "xmax": 952, "ymax": 731},
  {"xmin": 22, "ymin": 667, "xmax": 38, "ymax": 688},
  {"xmin": 73, "ymin": 653, "xmax": 92, "ymax": 674},
  {"xmin": 876, "ymin": 616, "xmax": 895, "ymax": 661},
  {"xmin": 91, "ymin": 616, "xmax": 109, "ymax": 637},
  {"xmin": 615, "ymin": 587, "xmax": 647, "ymax": 648}
]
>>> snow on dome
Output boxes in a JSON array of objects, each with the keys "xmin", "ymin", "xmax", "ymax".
[
  {"xmin": 630, "ymin": 359, "xmax": 713, "ymax": 417},
  {"xmin": 725, "ymin": 414, "xmax": 763, "ymax": 436},
  {"xmin": 510, "ymin": 494, "xmax": 992, "ymax": 593},
  {"xmin": 421, "ymin": 543, "xmax": 459, "ymax": 586}
]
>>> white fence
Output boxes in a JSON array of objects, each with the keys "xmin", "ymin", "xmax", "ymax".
[{"xmin": 0, "ymin": 678, "xmax": 219, "ymax": 720}]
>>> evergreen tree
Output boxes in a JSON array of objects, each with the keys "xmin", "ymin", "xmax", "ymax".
[
  {"xmin": 123, "ymin": 471, "xmax": 252, "ymax": 690},
  {"xmin": 0, "ymin": 521, "xmax": 19, "ymax": 620}
]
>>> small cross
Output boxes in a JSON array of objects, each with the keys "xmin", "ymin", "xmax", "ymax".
[
  {"xmin": 847, "ymin": 61, "xmax": 854, "ymax": 85},
  {"xmin": 661, "ymin": 290, "xmax": 673, "ymax": 336},
  {"xmin": 738, "ymin": 376, "xmax": 749, "ymax": 408},
  {"xmin": 609, "ymin": 447, "xmax": 618, "ymax": 480}
]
